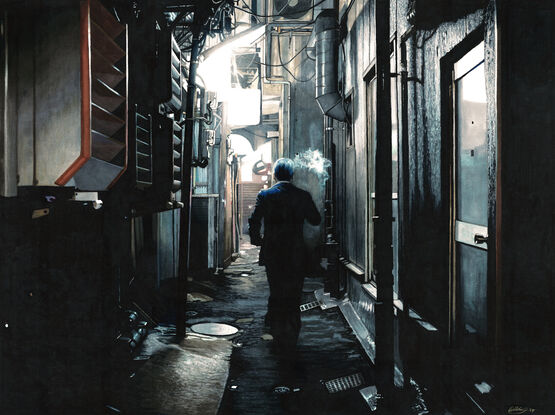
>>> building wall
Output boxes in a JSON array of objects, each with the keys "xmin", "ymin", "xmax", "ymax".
[
  {"xmin": 333, "ymin": 0, "xmax": 554, "ymax": 408},
  {"xmin": 496, "ymin": 0, "xmax": 554, "ymax": 403},
  {"xmin": 289, "ymin": 78, "xmax": 324, "ymax": 157},
  {"xmin": 0, "ymin": 190, "xmax": 116, "ymax": 412}
]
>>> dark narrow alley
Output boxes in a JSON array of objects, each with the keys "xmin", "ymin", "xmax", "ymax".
[
  {"xmin": 104, "ymin": 244, "xmax": 429, "ymax": 415},
  {"xmin": 1, "ymin": 0, "xmax": 553, "ymax": 414}
]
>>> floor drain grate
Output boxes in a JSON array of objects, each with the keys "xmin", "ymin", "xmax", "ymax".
[
  {"xmin": 323, "ymin": 372, "xmax": 364, "ymax": 393},
  {"xmin": 300, "ymin": 301, "xmax": 321, "ymax": 312}
]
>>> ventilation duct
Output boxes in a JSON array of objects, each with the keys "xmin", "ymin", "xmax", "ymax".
[{"xmin": 314, "ymin": 9, "xmax": 347, "ymax": 122}]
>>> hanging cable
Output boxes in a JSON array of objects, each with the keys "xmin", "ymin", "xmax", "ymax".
[
  {"xmin": 234, "ymin": 0, "xmax": 327, "ymax": 19},
  {"xmin": 240, "ymin": 0, "xmax": 262, "ymax": 23},
  {"xmin": 260, "ymin": 38, "xmax": 311, "ymax": 67},
  {"xmin": 277, "ymin": 34, "xmax": 315, "ymax": 82}
]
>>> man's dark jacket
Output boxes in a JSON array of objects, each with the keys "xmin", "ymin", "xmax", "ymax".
[{"xmin": 248, "ymin": 181, "xmax": 321, "ymax": 270}]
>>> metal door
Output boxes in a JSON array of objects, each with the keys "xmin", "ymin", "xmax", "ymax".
[{"xmin": 452, "ymin": 41, "xmax": 489, "ymax": 341}]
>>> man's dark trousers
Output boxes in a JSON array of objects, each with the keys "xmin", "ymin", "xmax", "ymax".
[{"xmin": 265, "ymin": 262, "xmax": 304, "ymax": 351}]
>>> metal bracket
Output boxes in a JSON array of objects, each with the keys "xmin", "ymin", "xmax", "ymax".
[{"xmin": 71, "ymin": 192, "xmax": 103, "ymax": 209}]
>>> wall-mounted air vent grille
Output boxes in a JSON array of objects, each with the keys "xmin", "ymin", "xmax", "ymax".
[
  {"xmin": 172, "ymin": 121, "xmax": 183, "ymax": 192},
  {"xmin": 167, "ymin": 35, "xmax": 182, "ymax": 111},
  {"xmin": 135, "ymin": 107, "xmax": 153, "ymax": 187}
]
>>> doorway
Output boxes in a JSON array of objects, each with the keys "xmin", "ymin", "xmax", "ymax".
[{"xmin": 449, "ymin": 40, "xmax": 492, "ymax": 352}]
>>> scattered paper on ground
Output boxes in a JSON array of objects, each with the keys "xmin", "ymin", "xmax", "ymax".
[
  {"xmin": 223, "ymin": 268, "xmax": 253, "ymax": 275},
  {"xmin": 187, "ymin": 292, "xmax": 213, "ymax": 302},
  {"xmin": 474, "ymin": 382, "xmax": 493, "ymax": 394},
  {"xmin": 314, "ymin": 288, "xmax": 348, "ymax": 310}
]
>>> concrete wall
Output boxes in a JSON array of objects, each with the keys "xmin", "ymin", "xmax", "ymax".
[{"xmin": 289, "ymin": 78, "xmax": 324, "ymax": 157}]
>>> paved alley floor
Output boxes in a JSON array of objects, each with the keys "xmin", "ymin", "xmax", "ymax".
[{"xmin": 187, "ymin": 242, "xmax": 374, "ymax": 415}]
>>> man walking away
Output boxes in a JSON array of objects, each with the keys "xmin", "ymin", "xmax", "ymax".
[{"xmin": 248, "ymin": 158, "xmax": 321, "ymax": 352}]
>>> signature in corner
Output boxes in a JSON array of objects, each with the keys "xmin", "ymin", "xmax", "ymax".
[{"xmin": 508, "ymin": 406, "xmax": 536, "ymax": 414}]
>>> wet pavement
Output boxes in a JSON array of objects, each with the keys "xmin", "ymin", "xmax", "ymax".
[
  {"xmin": 189, "ymin": 242, "xmax": 374, "ymax": 415},
  {"xmin": 105, "ymin": 325, "xmax": 233, "ymax": 415},
  {"xmin": 105, "ymin": 241, "xmax": 447, "ymax": 415}
]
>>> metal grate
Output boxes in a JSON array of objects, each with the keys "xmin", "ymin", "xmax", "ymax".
[
  {"xmin": 135, "ymin": 107, "xmax": 153, "ymax": 188},
  {"xmin": 172, "ymin": 121, "xmax": 182, "ymax": 192},
  {"xmin": 323, "ymin": 372, "xmax": 364, "ymax": 393},
  {"xmin": 299, "ymin": 300, "xmax": 321, "ymax": 312},
  {"xmin": 165, "ymin": 34, "xmax": 182, "ymax": 111}
]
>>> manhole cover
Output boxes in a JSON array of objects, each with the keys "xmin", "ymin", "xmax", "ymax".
[
  {"xmin": 323, "ymin": 372, "xmax": 364, "ymax": 393},
  {"xmin": 190, "ymin": 322, "xmax": 239, "ymax": 336}
]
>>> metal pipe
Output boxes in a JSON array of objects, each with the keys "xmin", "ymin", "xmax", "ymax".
[
  {"xmin": 176, "ymin": 22, "xmax": 202, "ymax": 339},
  {"xmin": 261, "ymin": 78, "xmax": 290, "ymax": 158},
  {"xmin": 263, "ymin": 27, "xmax": 291, "ymax": 158},
  {"xmin": 324, "ymin": 115, "xmax": 334, "ymax": 234},
  {"xmin": 314, "ymin": 9, "xmax": 347, "ymax": 122},
  {"xmin": 373, "ymin": 0, "xmax": 394, "ymax": 404}
]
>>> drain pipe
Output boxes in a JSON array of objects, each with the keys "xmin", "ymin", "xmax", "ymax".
[
  {"xmin": 264, "ymin": 25, "xmax": 291, "ymax": 157},
  {"xmin": 314, "ymin": 9, "xmax": 347, "ymax": 122},
  {"xmin": 374, "ymin": 0, "xmax": 394, "ymax": 405},
  {"xmin": 176, "ymin": 20, "xmax": 202, "ymax": 339}
]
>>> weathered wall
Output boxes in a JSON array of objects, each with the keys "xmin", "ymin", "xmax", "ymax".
[
  {"xmin": 335, "ymin": 0, "xmax": 554, "ymax": 408},
  {"xmin": 401, "ymin": 7, "xmax": 486, "ymax": 328},
  {"xmin": 155, "ymin": 209, "xmax": 180, "ymax": 282},
  {"xmin": 338, "ymin": 0, "xmax": 371, "ymax": 270},
  {"xmin": 289, "ymin": 81, "xmax": 324, "ymax": 157}
]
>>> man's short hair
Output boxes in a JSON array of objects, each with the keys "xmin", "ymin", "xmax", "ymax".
[{"xmin": 273, "ymin": 158, "xmax": 294, "ymax": 181}]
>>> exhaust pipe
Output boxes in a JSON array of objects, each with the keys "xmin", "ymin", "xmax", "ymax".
[{"xmin": 315, "ymin": 9, "xmax": 347, "ymax": 122}]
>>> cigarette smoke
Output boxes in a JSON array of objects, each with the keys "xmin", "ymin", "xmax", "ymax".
[{"xmin": 291, "ymin": 149, "xmax": 331, "ymax": 248}]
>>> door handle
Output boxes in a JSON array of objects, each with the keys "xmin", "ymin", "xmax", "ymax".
[{"xmin": 474, "ymin": 234, "xmax": 488, "ymax": 245}]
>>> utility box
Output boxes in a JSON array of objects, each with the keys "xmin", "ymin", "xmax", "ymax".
[{"xmin": 190, "ymin": 194, "xmax": 219, "ymax": 273}]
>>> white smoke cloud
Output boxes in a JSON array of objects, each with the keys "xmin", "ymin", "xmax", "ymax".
[{"xmin": 291, "ymin": 149, "xmax": 331, "ymax": 249}]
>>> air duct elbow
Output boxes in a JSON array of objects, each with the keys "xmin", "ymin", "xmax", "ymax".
[{"xmin": 315, "ymin": 9, "xmax": 347, "ymax": 122}]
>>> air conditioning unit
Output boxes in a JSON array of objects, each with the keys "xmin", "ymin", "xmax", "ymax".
[
  {"xmin": 267, "ymin": 0, "xmax": 315, "ymax": 22},
  {"xmin": 155, "ymin": 30, "xmax": 182, "ymax": 112},
  {"xmin": 152, "ymin": 115, "xmax": 183, "ymax": 209}
]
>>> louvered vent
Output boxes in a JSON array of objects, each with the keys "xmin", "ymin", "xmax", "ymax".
[
  {"xmin": 134, "ymin": 106, "xmax": 153, "ymax": 187},
  {"xmin": 166, "ymin": 35, "xmax": 182, "ymax": 111},
  {"xmin": 172, "ymin": 120, "xmax": 183, "ymax": 192}
]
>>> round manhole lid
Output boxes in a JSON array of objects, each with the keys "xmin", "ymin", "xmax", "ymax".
[{"xmin": 191, "ymin": 322, "xmax": 239, "ymax": 336}]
